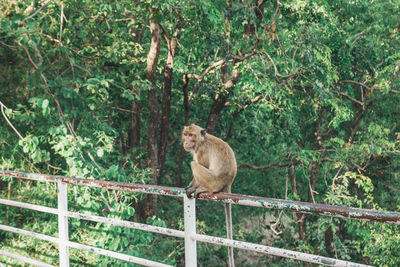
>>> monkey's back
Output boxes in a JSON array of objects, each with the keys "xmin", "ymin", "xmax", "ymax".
[{"xmin": 202, "ymin": 134, "xmax": 237, "ymax": 182}]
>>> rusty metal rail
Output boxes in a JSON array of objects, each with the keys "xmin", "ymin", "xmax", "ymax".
[
  {"xmin": 0, "ymin": 170, "xmax": 398, "ymax": 267},
  {"xmin": 1, "ymin": 170, "xmax": 399, "ymax": 224}
]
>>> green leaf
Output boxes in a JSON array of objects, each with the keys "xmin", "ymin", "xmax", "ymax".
[
  {"xmin": 97, "ymin": 148, "xmax": 104, "ymax": 158},
  {"xmin": 42, "ymin": 99, "xmax": 49, "ymax": 109}
]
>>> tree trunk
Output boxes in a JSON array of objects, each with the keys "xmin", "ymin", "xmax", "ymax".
[
  {"xmin": 128, "ymin": 85, "xmax": 140, "ymax": 164},
  {"xmin": 206, "ymin": 91, "xmax": 230, "ymax": 133},
  {"xmin": 145, "ymin": 13, "xmax": 161, "ymax": 218},
  {"xmin": 177, "ymin": 74, "xmax": 191, "ymax": 187},
  {"xmin": 288, "ymin": 165, "xmax": 307, "ymax": 241},
  {"xmin": 308, "ymin": 161, "xmax": 320, "ymax": 203},
  {"xmin": 158, "ymin": 36, "xmax": 178, "ymax": 184}
]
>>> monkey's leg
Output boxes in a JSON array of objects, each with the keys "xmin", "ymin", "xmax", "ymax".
[
  {"xmin": 185, "ymin": 181, "xmax": 197, "ymax": 198},
  {"xmin": 190, "ymin": 162, "xmax": 222, "ymax": 192},
  {"xmin": 225, "ymin": 203, "xmax": 235, "ymax": 267},
  {"xmin": 186, "ymin": 183, "xmax": 208, "ymax": 199},
  {"xmin": 185, "ymin": 179, "xmax": 195, "ymax": 190}
]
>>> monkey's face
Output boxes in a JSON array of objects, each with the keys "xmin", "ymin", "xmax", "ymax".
[
  {"xmin": 182, "ymin": 124, "xmax": 206, "ymax": 152},
  {"xmin": 182, "ymin": 124, "xmax": 206, "ymax": 151},
  {"xmin": 182, "ymin": 131, "xmax": 197, "ymax": 151}
]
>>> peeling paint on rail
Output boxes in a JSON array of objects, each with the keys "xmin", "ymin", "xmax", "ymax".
[
  {"xmin": 197, "ymin": 192, "xmax": 400, "ymax": 224},
  {"xmin": 1, "ymin": 170, "xmax": 399, "ymax": 224},
  {"xmin": 194, "ymin": 234, "xmax": 372, "ymax": 267}
]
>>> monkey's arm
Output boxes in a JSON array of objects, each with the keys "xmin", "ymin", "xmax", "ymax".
[{"xmin": 191, "ymin": 161, "xmax": 225, "ymax": 193}]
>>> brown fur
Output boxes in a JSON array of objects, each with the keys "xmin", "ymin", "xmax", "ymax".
[{"xmin": 182, "ymin": 124, "xmax": 237, "ymax": 197}]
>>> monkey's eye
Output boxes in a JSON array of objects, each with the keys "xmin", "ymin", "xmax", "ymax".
[{"xmin": 188, "ymin": 133, "xmax": 193, "ymax": 137}]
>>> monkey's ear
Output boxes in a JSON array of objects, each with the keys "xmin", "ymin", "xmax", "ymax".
[{"xmin": 200, "ymin": 129, "xmax": 207, "ymax": 137}]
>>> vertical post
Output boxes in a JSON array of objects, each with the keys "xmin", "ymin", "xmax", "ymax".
[
  {"xmin": 57, "ymin": 180, "xmax": 69, "ymax": 267},
  {"xmin": 184, "ymin": 196, "xmax": 197, "ymax": 267},
  {"xmin": 225, "ymin": 203, "xmax": 235, "ymax": 267}
]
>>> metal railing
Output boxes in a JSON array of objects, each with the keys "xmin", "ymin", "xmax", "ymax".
[{"xmin": 0, "ymin": 170, "xmax": 399, "ymax": 267}]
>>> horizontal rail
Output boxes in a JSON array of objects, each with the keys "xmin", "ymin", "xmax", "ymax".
[
  {"xmin": 198, "ymin": 192, "xmax": 400, "ymax": 224},
  {"xmin": 0, "ymin": 197, "xmax": 185, "ymax": 238},
  {"xmin": 193, "ymin": 234, "xmax": 371, "ymax": 267},
  {"xmin": 1, "ymin": 170, "xmax": 399, "ymax": 224},
  {"xmin": 0, "ymin": 250, "xmax": 55, "ymax": 267},
  {"xmin": 66, "ymin": 211, "xmax": 185, "ymax": 238},
  {"xmin": 0, "ymin": 170, "xmax": 185, "ymax": 197},
  {"xmin": 0, "ymin": 224, "xmax": 173, "ymax": 267},
  {"xmin": 0, "ymin": 198, "xmax": 58, "ymax": 215},
  {"xmin": 0, "ymin": 224, "xmax": 59, "ymax": 244},
  {"xmin": 67, "ymin": 241, "xmax": 173, "ymax": 267}
]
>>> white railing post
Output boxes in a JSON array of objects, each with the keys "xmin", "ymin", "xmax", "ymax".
[
  {"xmin": 184, "ymin": 196, "xmax": 197, "ymax": 267},
  {"xmin": 57, "ymin": 179, "xmax": 69, "ymax": 267}
]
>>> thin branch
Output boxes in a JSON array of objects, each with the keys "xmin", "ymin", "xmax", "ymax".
[
  {"xmin": 186, "ymin": 74, "xmax": 201, "ymax": 80},
  {"xmin": 16, "ymin": 41, "xmax": 38, "ymax": 69},
  {"xmin": 0, "ymin": 41, "xmax": 18, "ymax": 49},
  {"xmin": 238, "ymin": 161, "xmax": 292, "ymax": 170},
  {"xmin": 44, "ymin": 34, "xmax": 98, "ymax": 60},
  {"xmin": 189, "ymin": 59, "xmax": 226, "ymax": 102},
  {"xmin": 336, "ymin": 80, "xmax": 371, "ymax": 90},
  {"xmin": 264, "ymin": 52, "xmax": 299, "ymax": 78},
  {"xmin": 231, "ymin": 51, "xmax": 260, "ymax": 64},
  {"xmin": 20, "ymin": 0, "xmax": 52, "ymax": 25},
  {"xmin": 331, "ymin": 90, "xmax": 364, "ymax": 107},
  {"xmin": 59, "ymin": 2, "xmax": 64, "ymax": 42},
  {"xmin": 0, "ymin": 101, "xmax": 24, "ymax": 140}
]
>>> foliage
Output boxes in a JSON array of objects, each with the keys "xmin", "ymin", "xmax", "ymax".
[{"xmin": 0, "ymin": 0, "xmax": 399, "ymax": 266}]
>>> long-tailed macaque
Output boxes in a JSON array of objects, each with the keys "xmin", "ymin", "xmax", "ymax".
[{"xmin": 182, "ymin": 124, "xmax": 236, "ymax": 267}]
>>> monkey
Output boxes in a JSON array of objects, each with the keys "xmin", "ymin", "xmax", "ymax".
[
  {"xmin": 182, "ymin": 124, "xmax": 237, "ymax": 197},
  {"xmin": 182, "ymin": 124, "xmax": 236, "ymax": 267}
]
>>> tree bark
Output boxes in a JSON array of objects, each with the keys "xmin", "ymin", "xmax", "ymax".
[
  {"xmin": 158, "ymin": 34, "xmax": 178, "ymax": 184},
  {"xmin": 145, "ymin": 13, "xmax": 161, "ymax": 218},
  {"xmin": 288, "ymin": 166, "xmax": 307, "ymax": 241},
  {"xmin": 176, "ymin": 74, "xmax": 191, "ymax": 187},
  {"xmin": 128, "ymin": 85, "xmax": 140, "ymax": 164}
]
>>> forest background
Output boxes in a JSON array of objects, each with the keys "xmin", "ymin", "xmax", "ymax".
[{"xmin": 0, "ymin": 0, "xmax": 399, "ymax": 266}]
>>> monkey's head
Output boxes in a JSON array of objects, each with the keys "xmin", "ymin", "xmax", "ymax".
[{"xmin": 182, "ymin": 124, "xmax": 206, "ymax": 152}]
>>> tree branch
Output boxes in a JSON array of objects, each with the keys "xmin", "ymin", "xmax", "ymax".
[
  {"xmin": 264, "ymin": 52, "xmax": 300, "ymax": 78},
  {"xmin": 20, "ymin": 0, "xmax": 52, "ymax": 25},
  {"xmin": 189, "ymin": 59, "xmax": 226, "ymax": 102},
  {"xmin": 238, "ymin": 161, "xmax": 292, "ymax": 170},
  {"xmin": 336, "ymin": 80, "xmax": 371, "ymax": 90},
  {"xmin": 0, "ymin": 101, "xmax": 24, "ymax": 140},
  {"xmin": 331, "ymin": 90, "xmax": 364, "ymax": 106}
]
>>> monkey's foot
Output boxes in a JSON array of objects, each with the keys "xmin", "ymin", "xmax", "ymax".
[
  {"xmin": 194, "ymin": 189, "xmax": 207, "ymax": 199},
  {"xmin": 185, "ymin": 186, "xmax": 196, "ymax": 198}
]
